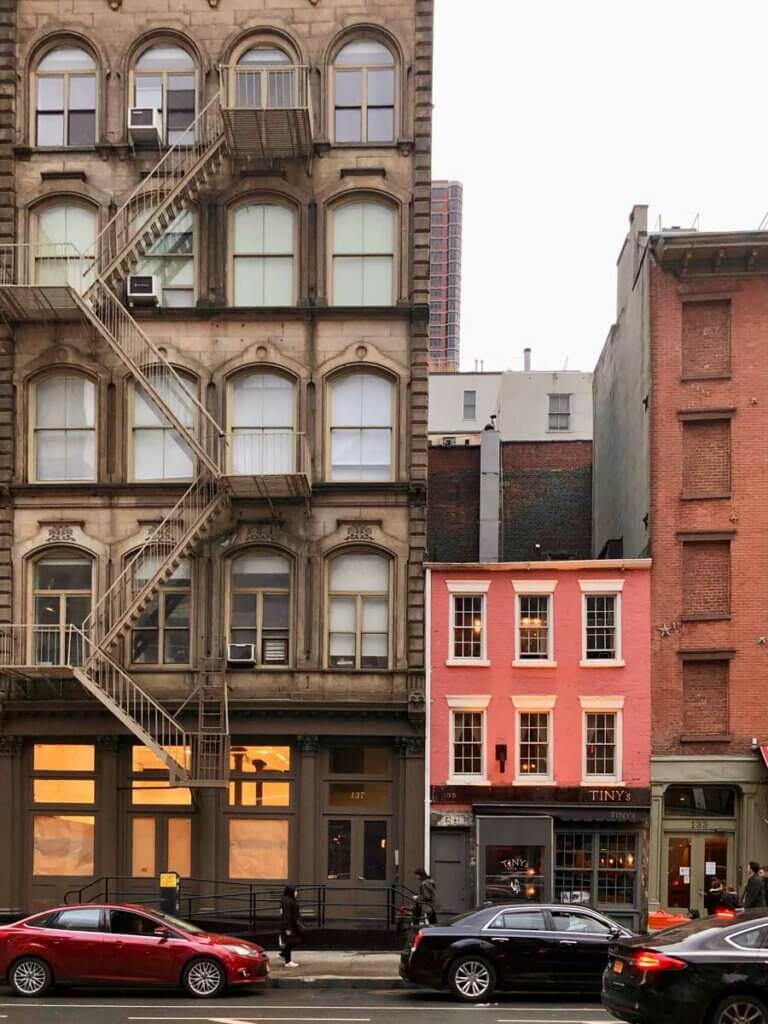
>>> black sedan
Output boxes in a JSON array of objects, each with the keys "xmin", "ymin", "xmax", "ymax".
[
  {"xmin": 400, "ymin": 902, "xmax": 631, "ymax": 1002},
  {"xmin": 603, "ymin": 911, "xmax": 768, "ymax": 1024}
]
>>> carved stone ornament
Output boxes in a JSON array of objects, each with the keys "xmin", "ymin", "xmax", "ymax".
[
  {"xmin": 346, "ymin": 524, "xmax": 374, "ymax": 541},
  {"xmin": 298, "ymin": 734, "xmax": 319, "ymax": 754},
  {"xmin": 0, "ymin": 736, "xmax": 22, "ymax": 757},
  {"xmin": 47, "ymin": 524, "xmax": 75, "ymax": 543},
  {"xmin": 245, "ymin": 523, "xmax": 282, "ymax": 543},
  {"xmin": 107, "ymin": 0, "xmax": 122, "ymax": 8}
]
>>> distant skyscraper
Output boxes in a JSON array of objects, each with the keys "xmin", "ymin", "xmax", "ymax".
[{"xmin": 429, "ymin": 180, "xmax": 463, "ymax": 371}]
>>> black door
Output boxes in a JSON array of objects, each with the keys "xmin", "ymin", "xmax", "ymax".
[
  {"xmin": 431, "ymin": 830, "xmax": 468, "ymax": 917},
  {"xmin": 546, "ymin": 909, "xmax": 613, "ymax": 989}
]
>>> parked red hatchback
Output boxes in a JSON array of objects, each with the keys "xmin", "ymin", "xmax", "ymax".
[{"xmin": 0, "ymin": 903, "xmax": 269, "ymax": 998}]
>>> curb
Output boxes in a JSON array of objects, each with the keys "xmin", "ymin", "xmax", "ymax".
[{"xmin": 271, "ymin": 977, "xmax": 405, "ymax": 990}]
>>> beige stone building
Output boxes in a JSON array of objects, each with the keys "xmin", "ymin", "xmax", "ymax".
[{"xmin": 0, "ymin": 0, "xmax": 431, "ymax": 919}]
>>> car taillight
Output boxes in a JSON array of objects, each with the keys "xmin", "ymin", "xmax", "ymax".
[
  {"xmin": 410, "ymin": 929, "xmax": 423, "ymax": 952},
  {"xmin": 632, "ymin": 950, "xmax": 687, "ymax": 972},
  {"xmin": 715, "ymin": 908, "xmax": 737, "ymax": 920}
]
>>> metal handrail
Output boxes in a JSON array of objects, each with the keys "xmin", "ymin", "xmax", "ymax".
[
  {"xmin": 218, "ymin": 64, "xmax": 311, "ymax": 113},
  {"xmin": 0, "ymin": 243, "xmax": 93, "ymax": 292},
  {"xmin": 223, "ymin": 430, "xmax": 310, "ymax": 476}
]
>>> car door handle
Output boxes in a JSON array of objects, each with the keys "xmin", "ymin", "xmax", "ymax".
[
  {"xmin": 559, "ymin": 939, "xmax": 578, "ymax": 945},
  {"xmin": 491, "ymin": 937, "xmax": 509, "ymax": 943}
]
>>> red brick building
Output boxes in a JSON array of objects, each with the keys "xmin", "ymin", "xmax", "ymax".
[{"xmin": 593, "ymin": 206, "xmax": 768, "ymax": 915}]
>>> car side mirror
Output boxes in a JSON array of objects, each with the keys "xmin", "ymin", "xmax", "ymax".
[
  {"xmin": 608, "ymin": 925, "xmax": 622, "ymax": 939},
  {"xmin": 154, "ymin": 926, "xmax": 171, "ymax": 941}
]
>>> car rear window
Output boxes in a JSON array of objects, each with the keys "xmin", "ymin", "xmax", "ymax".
[
  {"xmin": 488, "ymin": 910, "xmax": 547, "ymax": 931},
  {"xmin": 52, "ymin": 908, "xmax": 103, "ymax": 931},
  {"xmin": 727, "ymin": 925, "xmax": 768, "ymax": 950}
]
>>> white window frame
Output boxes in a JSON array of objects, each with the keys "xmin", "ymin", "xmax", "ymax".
[
  {"xmin": 462, "ymin": 389, "xmax": 476, "ymax": 421},
  {"xmin": 580, "ymin": 580, "xmax": 624, "ymax": 667},
  {"xmin": 446, "ymin": 580, "xmax": 490, "ymax": 667},
  {"xmin": 548, "ymin": 393, "xmax": 572, "ymax": 432},
  {"xmin": 512, "ymin": 580, "xmax": 557, "ymax": 667},
  {"xmin": 512, "ymin": 695, "xmax": 555, "ymax": 784},
  {"xmin": 447, "ymin": 695, "xmax": 490, "ymax": 785},
  {"xmin": 580, "ymin": 696, "xmax": 624, "ymax": 786}
]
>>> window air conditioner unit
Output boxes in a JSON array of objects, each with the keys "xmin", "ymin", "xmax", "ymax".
[
  {"xmin": 443, "ymin": 436, "xmax": 456, "ymax": 447},
  {"xmin": 227, "ymin": 643, "xmax": 256, "ymax": 665},
  {"xmin": 128, "ymin": 107, "xmax": 162, "ymax": 145},
  {"xmin": 127, "ymin": 274, "xmax": 160, "ymax": 307}
]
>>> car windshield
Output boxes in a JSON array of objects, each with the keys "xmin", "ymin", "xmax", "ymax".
[{"xmin": 142, "ymin": 908, "xmax": 205, "ymax": 934}]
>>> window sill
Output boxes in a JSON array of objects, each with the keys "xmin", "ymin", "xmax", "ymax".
[
  {"xmin": 582, "ymin": 778, "xmax": 625, "ymax": 787},
  {"xmin": 512, "ymin": 659, "xmax": 557, "ymax": 668},
  {"xmin": 679, "ymin": 733, "xmax": 732, "ymax": 743},
  {"xmin": 447, "ymin": 776, "xmax": 490, "ymax": 786},
  {"xmin": 680, "ymin": 614, "xmax": 731, "ymax": 623},
  {"xmin": 513, "ymin": 776, "xmax": 553, "ymax": 785},
  {"xmin": 680, "ymin": 373, "xmax": 732, "ymax": 383},
  {"xmin": 445, "ymin": 659, "xmax": 490, "ymax": 668},
  {"xmin": 131, "ymin": 665, "xmax": 193, "ymax": 673},
  {"xmin": 680, "ymin": 492, "xmax": 731, "ymax": 501},
  {"xmin": 579, "ymin": 659, "xmax": 625, "ymax": 668}
]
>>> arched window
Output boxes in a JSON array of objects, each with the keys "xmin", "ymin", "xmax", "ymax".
[
  {"xmin": 131, "ymin": 370, "xmax": 196, "ymax": 481},
  {"xmin": 232, "ymin": 203, "xmax": 295, "ymax": 306},
  {"xmin": 229, "ymin": 371, "xmax": 295, "ymax": 474},
  {"xmin": 229, "ymin": 552, "xmax": 290, "ymax": 666},
  {"xmin": 33, "ymin": 201, "xmax": 97, "ymax": 291},
  {"xmin": 131, "ymin": 555, "xmax": 192, "ymax": 665},
  {"xmin": 133, "ymin": 44, "xmax": 195, "ymax": 145},
  {"xmin": 235, "ymin": 46, "xmax": 292, "ymax": 109},
  {"xmin": 333, "ymin": 39, "xmax": 395, "ymax": 144},
  {"xmin": 34, "ymin": 45, "xmax": 96, "ymax": 147},
  {"xmin": 32, "ymin": 551, "xmax": 92, "ymax": 666},
  {"xmin": 130, "ymin": 205, "xmax": 194, "ymax": 307},
  {"xmin": 32, "ymin": 372, "xmax": 96, "ymax": 482},
  {"xmin": 331, "ymin": 201, "xmax": 395, "ymax": 305},
  {"xmin": 328, "ymin": 551, "xmax": 390, "ymax": 670},
  {"xmin": 329, "ymin": 372, "xmax": 393, "ymax": 480}
]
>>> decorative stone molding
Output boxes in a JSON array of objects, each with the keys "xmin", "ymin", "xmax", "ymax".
[
  {"xmin": 244, "ymin": 523, "xmax": 284, "ymax": 543},
  {"xmin": 395, "ymin": 735, "xmax": 425, "ymax": 757},
  {"xmin": 46, "ymin": 524, "xmax": 75, "ymax": 543},
  {"xmin": 297, "ymin": 735, "xmax": 319, "ymax": 754},
  {"xmin": 0, "ymin": 736, "xmax": 22, "ymax": 757},
  {"xmin": 345, "ymin": 524, "xmax": 373, "ymax": 541}
]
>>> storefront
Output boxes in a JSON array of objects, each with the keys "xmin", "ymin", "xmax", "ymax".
[
  {"xmin": 649, "ymin": 755, "xmax": 768, "ymax": 916},
  {"xmin": 431, "ymin": 787, "xmax": 650, "ymax": 931}
]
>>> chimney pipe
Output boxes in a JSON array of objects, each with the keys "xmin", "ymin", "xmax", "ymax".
[
  {"xmin": 523, "ymin": 347, "xmax": 531, "ymax": 372},
  {"xmin": 479, "ymin": 420, "xmax": 501, "ymax": 562}
]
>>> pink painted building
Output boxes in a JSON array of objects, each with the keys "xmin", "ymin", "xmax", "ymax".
[{"xmin": 427, "ymin": 559, "xmax": 651, "ymax": 929}]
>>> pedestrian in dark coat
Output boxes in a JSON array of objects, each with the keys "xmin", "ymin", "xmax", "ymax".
[
  {"xmin": 279, "ymin": 885, "xmax": 304, "ymax": 966},
  {"xmin": 741, "ymin": 861, "xmax": 766, "ymax": 909},
  {"xmin": 413, "ymin": 868, "xmax": 439, "ymax": 925},
  {"xmin": 703, "ymin": 877, "xmax": 725, "ymax": 916}
]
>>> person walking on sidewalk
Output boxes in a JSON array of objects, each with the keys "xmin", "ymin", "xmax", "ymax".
[
  {"xmin": 279, "ymin": 885, "xmax": 305, "ymax": 967},
  {"xmin": 414, "ymin": 868, "xmax": 439, "ymax": 925},
  {"xmin": 741, "ymin": 861, "xmax": 766, "ymax": 909}
]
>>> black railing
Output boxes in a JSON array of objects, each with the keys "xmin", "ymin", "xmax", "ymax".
[{"xmin": 64, "ymin": 876, "xmax": 417, "ymax": 934}]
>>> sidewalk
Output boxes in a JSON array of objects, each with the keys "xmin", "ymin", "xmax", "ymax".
[{"xmin": 267, "ymin": 950, "xmax": 404, "ymax": 989}]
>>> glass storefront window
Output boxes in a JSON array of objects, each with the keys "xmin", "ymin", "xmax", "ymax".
[
  {"xmin": 228, "ymin": 818, "xmax": 289, "ymax": 879},
  {"xmin": 33, "ymin": 814, "xmax": 94, "ymax": 876},
  {"xmin": 329, "ymin": 746, "xmax": 388, "ymax": 774},
  {"xmin": 168, "ymin": 817, "xmax": 192, "ymax": 877},
  {"xmin": 485, "ymin": 844, "xmax": 545, "ymax": 903},
  {"xmin": 597, "ymin": 834, "xmax": 637, "ymax": 905},
  {"xmin": 33, "ymin": 779, "xmax": 95, "ymax": 804},
  {"xmin": 132, "ymin": 746, "xmax": 189, "ymax": 772},
  {"xmin": 229, "ymin": 745, "xmax": 291, "ymax": 773},
  {"xmin": 131, "ymin": 817, "xmax": 155, "ymax": 877},
  {"xmin": 328, "ymin": 782, "xmax": 389, "ymax": 810},
  {"xmin": 228, "ymin": 781, "xmax": 290, "ymax": 807},
  {"xmin": 555, "ymin": 832, "xmax": 593, "ymax": 905},
  {"xmin": 664, "ymin": 785, "xmax": 736, "ymax": 817},
  {"xmin": 363, "ymin": 820, "xmax": 387, "ymax": 880},
  {"xmin": 33, "ymin": 744, "xmax": 94, "ymax": 772},
  {"xmin": 555, "ymin": 831, "xmax": 638, "ymax": 909},
  {"xmin": 131, "ymin": 780, "xmax": 192, "ymax": 806}
]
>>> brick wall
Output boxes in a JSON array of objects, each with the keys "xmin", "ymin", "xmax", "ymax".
[
  {"xmin": 682, "ymin": 419, "xmax": 730, "ymax": 498},
  {"xmin": 681, "ymin": 541, "xmax": 730, "ymax": 620},
  {"xmin": 0, "ymin": 0, "xmax": 13, "ymax": 624},
  {"xmin": 426, "ymin": 439, "xmax": 592, "ymax": 563},
  {"xmin": 682, "ymin": 660, "xmax": 729, "ymax": 737},
  {"xmin": 681, "ymin": 299, "xmax": 731, "ymax": 378}
]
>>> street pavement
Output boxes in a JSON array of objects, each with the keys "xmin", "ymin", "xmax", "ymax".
[{"xmin": 0, "ymin": 986, "xmax": 614, "ymax": 1024}]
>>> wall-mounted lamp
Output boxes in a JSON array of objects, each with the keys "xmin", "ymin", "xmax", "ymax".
[
  {"xmin": 752, "ymin": 737, "xmax": 759, "ymax": 753},
  {"xmin": 495, "ymin": 743, "xmax": 507, "ymax": 773}
]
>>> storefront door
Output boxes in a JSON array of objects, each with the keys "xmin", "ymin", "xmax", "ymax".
[
  {"xmin": 666, "ymin": 833, "xmax": 732, "ymax": 915},
  {"xmin": 325, "ymin": 816, "xmax": 391, "ymax": 922}
]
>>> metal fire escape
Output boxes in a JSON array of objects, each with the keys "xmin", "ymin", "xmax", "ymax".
[{"xmin": 0, "ymin": 66, "xmax": 313, "ymax": 786}]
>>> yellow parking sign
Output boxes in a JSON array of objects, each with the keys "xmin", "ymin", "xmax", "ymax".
[{"xmin": 159, "ymin": 872, "xmax": 178, "ymax": 888}]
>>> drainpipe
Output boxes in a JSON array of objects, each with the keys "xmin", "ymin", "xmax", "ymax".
[{"xmin": 479, "ymin": 421, "xmax": 501, "ymax": 562}]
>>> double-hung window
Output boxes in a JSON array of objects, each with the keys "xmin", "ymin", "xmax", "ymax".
[
  {"xmin": 329, "ymin": 372, "xmax": 393, "ymax": 481},
  {"xmin": 333, "ymin": 39, "xmax": 395, "ymax": 144},
  {"xmin": 33, "ymin": 373, "xmax": 96, "ymax": 482},
  {"xmin": 513, "ymin": 581, "xmax": 556, "ymax": 665},
  {"xmin": 447, "ymin": 696, "xmax": 490, "ymax": 783},
  {"xmin": 131, "ymin": 207, "xmax": 194, "ymax": 307},
  {"xmin": 328, "ymin": 552, "xmax": 390, "ymax": 670},
  {"xmin": 132, "ymin": 371, "xmax": 195, "ymax": 481},
  {"xmin": 232, "ymin": 204, "xmax": 295, "ymax": 306},
  {"xmin": 581, "ymin": 697, "xmax": 623, "ymax": 784},
  {"xmin": 447, "ymin": 582, "xmax": 490, "ymax": 664},
  {"xmin": 548, "ymin": 394, "xmax": 571, "ymax": 431},
  {"xmin": 229, "ymin": 552, "xmax": 291, "ymax": 667},
  {"xmin": 131, "ymin": 556, "xmax": 192, "ymax": 666},
  {"xmin": 133, "ymin": 45, "xmax": 196, "ymax": 146},
  {"xmin": 513, "ymin": 696, "xmax": 556, "ymax": 783},
  {"xmin": 34, "ymin": 46, "xmax": 96, "ymax": 147},
  {"xmin": 580, "ymin": 581, "xmax": 623, "ymax": 665},
  {"xmin": 34, "ymin": 202, "xmax": 96, "ymax": 292},
  {"xmin": 332, "ymin": 201, "xmax": 395, "ymax": 306}
]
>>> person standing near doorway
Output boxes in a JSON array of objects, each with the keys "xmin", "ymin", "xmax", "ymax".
[
  {"xmin": 279, "ymin": 885, "xmax": 304, "ymax": 967},
  {"xmin": 703, "ymin": 877, "xmax": 725, "ymax": 916},
  {"xmin": 414, "ymin": 868, "xmax": 439, "ymax": 925},
  {"xmin": 741, "ymin": 862, "xmax": 766, "ymax": 909}
]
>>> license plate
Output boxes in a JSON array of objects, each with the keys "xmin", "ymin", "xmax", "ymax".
[{"xmin": 612, "ymin": 959, "xmax": 624, "ymax": 974}]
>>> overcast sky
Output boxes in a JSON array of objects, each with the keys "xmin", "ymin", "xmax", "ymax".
[{"xmin": 432, "ymin": 0, "xmax": 768, "ymax": 373}]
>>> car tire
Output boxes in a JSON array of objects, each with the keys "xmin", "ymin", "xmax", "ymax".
[
  {"xmin": 713, "ymin": 994, "xmax": 768, "ymax": 1024},
  {"xmin": 448, "ymin": 955, "xmax": 496, "ymax": 1002},
  {"xmin": 182, "ymin": 957, "xmax": 227, "ymax": 998},
  {"xmin": 9, "ymin": 956, "xmax": 53, "ymax": 997}
]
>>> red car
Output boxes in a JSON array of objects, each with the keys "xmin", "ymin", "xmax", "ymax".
[{"xmin": 0, "ymin": 903, "xmax": 269, "ymax": 998}]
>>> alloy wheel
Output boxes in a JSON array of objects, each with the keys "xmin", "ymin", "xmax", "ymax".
[
  {"xmin": 720, "ymin": 1003, "xmax": 767, "ymax": 1024},
  {"xmin": 186, "ymin": 959, "xmax": 223, "ymax": 996},
  {"xmin": 453, "ymin": 959, "xmax": 491, "ymax": 999},
  {"xmin": 12, "ymin": 959, "xmax": 48, "ymax": 995}
]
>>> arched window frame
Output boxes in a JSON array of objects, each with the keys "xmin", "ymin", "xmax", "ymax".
[
  {"xmin": 325, "ymin": 367, "xmax": 396, "ymax": 482},
  {"xmin": 325, "ymin": 547, "xmax": 392, "ymax": 671},
  {"xmin": 30, "ymin": 41, "xmax": 98, "ymax": 148},
  {"xmin": 226, "ymin": 368, "xmax": 298, "ymax": 476},
  {"xmin": 29, "ymin": 368, "xmax": 98, "ymax": 484},
  {"xmin": 226, "ymin": 548, "xmax": 293, "ymax": 668},
  {"xmin": 30, "ymin": 197, "xmax": 98, "ymax": 292},
  {"xmin": 128, "ymin": 367, "xmax": 198, "ymax": 482},
  {"xmin": 127, "ymin": 550, "xmax": 194, "ymax": 668},
  {"xmin": 28, "ymin": 547, "xmax": 94, "ymax": 666},
  {"xmin": 327, "ymin": 196, "xmax": 397, "ymax": 306},
  {"xmin": 129, "ymin": 200, "xmax": 197, "ymax": 307},
  {"xmin": 228, "ymin": 198, "xmax": 298, "ymax": 307},
  {"xmin": 330, "ymin": 35, "xmax": 398, "ymax": 146},
  {"xmin": 129, "ymin": 41, "xmax": 198, "ymax": 146}
]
